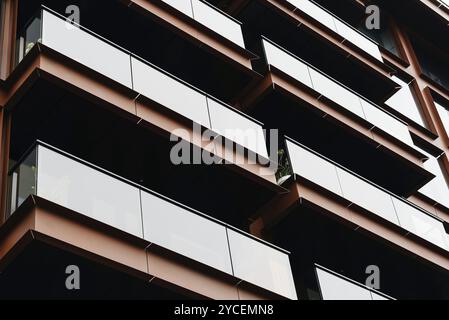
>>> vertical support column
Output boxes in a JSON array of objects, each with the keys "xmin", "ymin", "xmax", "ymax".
[
  {"xmin": 393, "ymin": 24, "xmax": 449, "ymax": 183},
  {"xmin": 386, "ymin": 15, "xmax": 409, "ymax": 63},
  {"xmin": 394, "ymin": 25, "xmax": 449, "ymax": 148},
  {"xmin": 0, "ymin": 108, "xmax": 11, "ymax": 225},
  {"xmin": 0, "ymin": 0, "xmax": 15, "ymax": 225},
  {"xmin": 0, "ymin": 0, "xmax": 18, "ymax": 80}
]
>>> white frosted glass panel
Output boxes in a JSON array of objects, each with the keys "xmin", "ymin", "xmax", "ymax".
[
  {"xmin": 287, "ymin": 0, "xmax": 337, "ymax": 32},
  {"xmin": 141, "ymin": 191, "xmax": 233, "ymax": 274},
  {"xmin": 36, "ymin": 146, "xmax": 142, "ymax": 237},
  {"xmin": 336, "ymin": 168, "xmax": 399, "ymax": 225},
  {"xmin": 393, "ymin": 198, "xmax": 449, "ymax": 250},
  {"xmin": 287, "ymin": 0, "xmax": 381, "ymax": 60},
  {"xmin": 286, "ymin": 140, "xmax": 342, "ymax": 196},
  {"xmin": 371, "ymin": 292, "xmax": 389, "ymax": 300},
  {"xmin": 385, "ymin": 77, "xmax": 426, "ymax": 127},
  {"xmin": 435, "ymin": 101, "xmax": 449, "ymax": 138},
  {"xmin": 42, "ymin": 11, "xmax": 133, "ymax": 88},
  {"xmin": 263, "ymin": 39, "xmax": 313, "ymax": 88},
  {"xmin": 131, "ymin": 57, "xmax": 210, "ymax": 127},
  {"xmin": 228, "ymin": 229, "xmax": 297, "ymax": 300},
  {"xmin": 419, "ymin": 157, "xmax": 449, "ymax": 209},
  {"xmin": 309, "ymin": 69, "xmax": 365, "ymax": 118},
  {"xmin": 191, "ymin": 0, "xmax": 245, "ymax": 47},
  {"xmin": 316, "ymin": 268, "xmax": 372, "ymax": 300},
  {"xmin": 333, "ymin": 19, "xmax": 382, "ymax": 61},
  {"xmin": 208, "ymin": 98, "xmax": 268, "ymax": 158},
  {"xmin": 161, "ymin": 0, "xmax": 194, "ymax": 17},
  {"xmin": 360, "ymin": 100, "xmax": 414, "ymax": 146}
]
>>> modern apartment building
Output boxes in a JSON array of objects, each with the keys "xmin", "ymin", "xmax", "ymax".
[{"xmin": 0, "ymin": 0, "xmax": 448, "ymax": 300}]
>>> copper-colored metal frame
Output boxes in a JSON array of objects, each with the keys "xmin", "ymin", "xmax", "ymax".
[
  {"xmin": 252, "ymin": 178, "xmax": 449, "ymax": 273},
  {"xmin": 119, "ymin": 0, "xmax": 264, "ymax": 104},
  {"xmin": 0, "ymin": 0, "xmax": 17, "ymax": 226},
  {"xmin": 240, "ymin": 66, "xmax": 434, "ymax": 188},
  {"xmin": 0, "ymin": 197, "xmax": 284, "ymax": 300},
  {"xmin": 234, "ymin": 0, "xmax": 398, "ymax": 93},
  {"xmin": 1, "ymin": 43, "xmax": 281, "ymax": 189},
  {"xmin": 120, "ymin": 0, "xmax": 256, "ymax": 69},
  {"xmin": 1, "ymin": 0, "xmax": 449, "ymax": 299},
  {"xmin": 381, "ymin": 10, "xmax": 449, "ymax": 217}
]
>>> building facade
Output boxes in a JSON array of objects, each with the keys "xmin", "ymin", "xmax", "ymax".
[{"xmin": 0, "ymin": 0, "xmax": 448, "ymax": 300}]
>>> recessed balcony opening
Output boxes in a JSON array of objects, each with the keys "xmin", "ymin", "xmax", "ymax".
[
  {"xmin": 16, "ymin": 0, "xmax": 254, "ymax": 103},
  {"xmin": 0, "ymin": 240, "xmax": 191, "ymax": 300},
  {"xmin": 377, "ymin": 0, "xmax": 449, "ymax": 56},
  {"xmin": 251, "ymin": 90, "xmax": 429, "ymax": 197},
  {"xmin": 237, "ymin": 0, "xmax": 397, "ymax": 103},
  {"xmin": 410, "ymin": 36, "xmax": 449, "ymax": 92},
  {"xmin": 203, "ymin": 0, "xmax": 235, "ymax": 12},
  {"xmin": 8, "ymin": 79, "xmax": 275, "ymax": 231},
  {"xmin": 310, "ymin": 0, "xmax": 364, "ymax": 25},
  {"xmin": 270, "ymin": 205, "xmax": 449, "ymax": 300}
]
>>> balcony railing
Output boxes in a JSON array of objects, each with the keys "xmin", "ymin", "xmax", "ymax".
[
  {"xmin": 15, "ymin": 7, "xmax": 268, "ymax": 159},
  {"xmin": 161, "ymin": 0, "xmax": 245, "ymax": 48},
  {"xmin": 262, "ymin": 38, "xmax": 419, "ymax": 152},
  {"xmin": 418, "ymin": 147, "xmax": 449, "ymax": 209},
  {"xmin": 315, "ymin": 265, "xmax": 393, "ymax": 300},
  {"xmin": 7, "ymin": 142, "xmax": 297, "ymax": 300},
  {"xmin": 285, "ymin": 0, "xmax": 383, "ymax": 61},
  {"xmin": 286, "ymin": 137, "xmax": 449, "ymax": 252},
  {"xmin": 438, "ymin": 0, "xmax": 449, "ymax": 8},
  {"xmin": 385, "ymin": 76, "xmax": 427, "ymax": 128}
]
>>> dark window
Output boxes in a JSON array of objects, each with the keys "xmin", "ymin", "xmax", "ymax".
[{"xmin": 412, "ymin": 37, "xmax": 449, "ymax": 90}]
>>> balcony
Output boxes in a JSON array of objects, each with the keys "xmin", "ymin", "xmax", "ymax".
[
  {"xmin": 315, "ymin": 265, "xmax": 393, "ymax": 300},
  {"xmin": 441, "ymin": 0, "xmax": 449, "ymax": 7},
  {"xmin": 160, "ymin": 0, "xmax": 245, "ymax": 48},
  {"xmin": 244, "ymin": 38, "xmax": 433, "ymax": 196},
  {"xmin": 245, "ymin": 137, "xmax": 449, "ymax": 298},
  {"xmin": 424, "ymin": 0, "xmax": 449, "ymax": 12},
  {"xmin": 236, "ymin": 0, "xmax": 397, "ymax": 102},
  {"xmin": 263, "ymin": 39, "xmax": 415, "ymax": 150},
  {"xmin": 15, "ymin": 7, "xmax": 269, "ymax": 160},
  {"xmin": 6, "ymin": 142, "xmax": 297, "ymax": 300},
  {"xmin": 384, "ymin": 76, "xmax": 429, "ymax": 131},
  {"xmin": 0, "ymin": 240, "xmax": 196, "ymax": 299},
  {"xmin": 15, "ymin": 1, "xmax": 257, "ymax": 103},
  {"xmin": 417, "ymin": 147, "xmax": 449, "ymax": 210},
  {"xmin": 286, "ymin": 0, "xmax": 382, "ymax": 61},
  {"xmin": 285, "ymin": 138, "xmax": 449, "ymax": 252},
  {"xmin": 252, "ymin": 168, "xmax": 449, "ymax": 299}
]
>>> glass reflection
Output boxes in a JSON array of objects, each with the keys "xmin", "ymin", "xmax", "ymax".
[
  {"xmin": 316, "ymin": 267, "xmax": 392, "ymax": 300},
  {"xmin": 131, "ymin": 57, "xmax": 210, "ymax": 128},
  {"xmin": 141, "ymin": 190, "xmax": 233, "ymax": 275},
  {"xmin": 208, "ymin": 98, "xmax": 268, "ymax": 158},
  {"xmin": 263, "ymin": 39, "xmax": 313, "ymax": 88},
  {"xmin": 36, "ymin": 146, "xmax": 143, "ymax": 237},
  {"xmin": 393, "ymin": 198, "xmax": 449, "ymax": 250},
  {"xmin": 191, "ymin": 0, "xmax": 245, "ymax": 47},
  {"xmin": 286, "ymin": 140, "xmax": 342, "ymax": 196},
  {"xmin": 228, "ymin": 229, "xmax": 298, "ymax": 300},
  {"xmin": 42, "ymin": 10, "xmax": 133, "ymax": 88}
]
